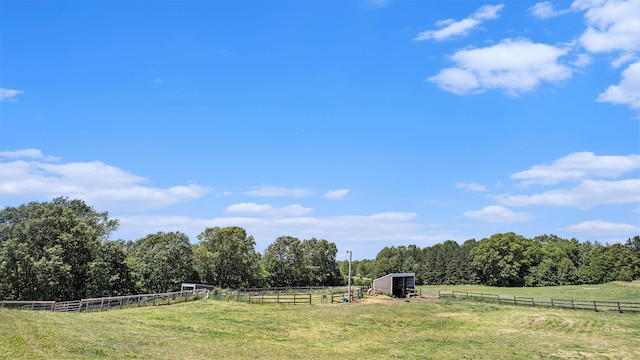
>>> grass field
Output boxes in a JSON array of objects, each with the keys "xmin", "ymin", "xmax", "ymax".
[
  {"xmin": 420, "ymin": 280, "xmax": 640, "ymax": 302},
  {"xmin": 2, "ymin": 283, "xmax": 640, "ymax": 359}
]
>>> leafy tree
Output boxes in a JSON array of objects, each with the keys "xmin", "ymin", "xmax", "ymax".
[
  {"xmin": 126, "ymin": 231, "xmax": 197, "ymax": 293},
  {"xmin": 193, "ymin": 226, "xmax": 262, "ymax": 289},
  {"xmin": 0, "ymin": 198, "xmax": 117, "ymax": 301},
  {"xmin": 524, "ymin": 235, "xmax": 580, "ymax": 287},
  {"xmin": 262, "ymin": 236, "xmax": 305, "ymax": 287},
  {"xmin": 580, "ymin": 243, "xmax": 640, "ymax": 283},
  {"xmin": 470, "ymin": 232, "xmax": 535, "ymax": 287},
  {"xmin": 301, "ymin": 238, "xmax": 342, "ymax": 286},
  {"xmin": 87, "ymin": 240, "xmax": 136, "ymax": 297}
]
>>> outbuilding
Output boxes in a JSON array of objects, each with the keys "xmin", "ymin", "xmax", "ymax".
[{"xmin": 372, "ymin": 273, "xmax": 416, "ymax": 298}]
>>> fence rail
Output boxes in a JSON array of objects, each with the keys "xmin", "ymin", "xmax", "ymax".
[
  {"xmin": 0, "ymin": 289, "xmax": 206, "ymax": 313},
  {"xmin": 214, "ymin": 290, "xmax": 312, "ymax": 305},
  {"xmin": 437, "ymin": 290, "xmax": 640, "ymax": 313}
]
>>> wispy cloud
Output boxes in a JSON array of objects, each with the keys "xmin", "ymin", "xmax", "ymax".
[
  {"xmin": 456, "ymin": 182, "xmax": 486, "ymax": 192},
  {"xmin": 116, "ymin": 211, "xmax": 427, "ymax": 251},
  {"xmin": 0, "ymin": 149, "xmax": 210, "ymax": 211},
  {"xmin": 324, "ymin": 189, "xmax": 350, "ymax": 200},
  {"xmin": 496, "ymin": 179, "xmax": 640, "ymax": 208},
  {"xmin": 245, "ymin": 185, "xmax": 311, "ymax": 197},
  {"xmin": 566, "ymin": 220, "xmax": 638, "ymax": 234},
  {"xmin": 530, "ymin": 1, "xmax": 571, "ymax": 19},
  {"xmin": 429, "ymin": 38, "xmax": 572, "ymax": 95},
  {"xmin": 414, "ymin": 4, "xmax": 504, "ymax": 41},
  {"xmin": 226, "ymin": 202, "xmax": 314, "ymax": 217},
  {"xmin": 510, "ymin": 152, "xmax": 640, "ymax": 186},
  {"xmin": 464, "ymin": 205, "xmax": 534, "ymax": 223},
  {"xmin": 0, "ymin": 88, "xmax": 24, "ymax": 102},
  {"xmin": 489, "ymin": 152, "xmax": 640, "ymax": 209},
  {"xmin": 0, "ymin": 148, "xmax": 59, "ymax": 161}
]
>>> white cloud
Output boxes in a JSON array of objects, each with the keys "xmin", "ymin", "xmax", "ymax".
[
  {"xmin": 414, "ymin": 4, "xmax": 504, "ymax": 41},
  {"xmin": 429, "ymin": 38, "xmax": 572, "ymax": 95},
  {"xmin": 116, "ymin": 211, "xmax": 427, "ymax": 252},
  {"xmin": 225, "ymin": 202, "xmax": 314, "ymax": 217},
  {"xmin": 0, "ymin": 88, "xmax": 23, "ymax": 102},
  {"xmin": 324, "ymin": 188, "xmax": 350, "ymax": 200},
  {"xmin": 0, "ymin": 148, "xmax": 59, "ymax": 161},
  {"xmin": 496, "ymin": 179, "xmax": 640, "ymax": 208},
  {"xmin": 597, "ymin": 60, "xmax": 640, "ymax": 109},
  {"xmin": 572, "ymin": 53, "xmax": 594, "ymax": 68},
  {"xmin": 245, "ymin": 185, "xmax": 311, "ymax": 197},
  {"xmin": 226, "ymin": 203, "xmax": 273, "ymax": 214},
  {"xmin": 566, "ymin": 220, "xmax": 638, "ymax": 234},
  {"xmin": 456, "ymin": 182, "xmax": 487, "ymax": 192},
  {"xmin": 464, "ymin": 205, "xmax": 534, "ymax": 223},
  {"xmin": 511, "ymin": 152, "xmax": 640, "ymax": 185},
  {"xmin": 611, "ymin": 53, "xmax": 638, "ymax": 68},
  {"xmin": 0, "ymin": 150, "xmax": 210, "ymax": 211},
  {"xmin": 268, "ymin": 204, "xmax": 314, "ymax": 217},
  {"xmin": 573, "ymin": 0, "xmax": 640, "ymax": 53},
  {"xmin": 530, "ymin": 1, "xmax": 571, "ymax": 19}
]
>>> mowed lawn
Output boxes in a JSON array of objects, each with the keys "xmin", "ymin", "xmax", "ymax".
[{"xmin": 2, "ymin": 291, "xmax": 639, "ymax": 359}]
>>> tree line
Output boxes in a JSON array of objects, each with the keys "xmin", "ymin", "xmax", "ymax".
[
  {"xmin": 1, "ymin": 198, "xmax": 638, "ymax": 301},
  {"xmin": 345, "ymin": 233, "xmax": 640, "ymax": 287}
]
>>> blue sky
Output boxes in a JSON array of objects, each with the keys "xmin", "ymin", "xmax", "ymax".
[{"xmin": 1, "ymin": 0, "xmax": 639, "ymax": 259}]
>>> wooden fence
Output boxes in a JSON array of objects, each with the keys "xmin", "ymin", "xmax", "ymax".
[
  {"xmin": 0, "ymin": 289, "xmax": 206, "ymax": 313},
  {"xmin": 214, "ymin": 290, "xmax": 312, "ymax": 305},
  {"xmin": 437, "ymin": 290, "xmax": 640, "ymax": 313}
]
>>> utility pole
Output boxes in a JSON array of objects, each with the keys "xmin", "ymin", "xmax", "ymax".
[{"xmin": 347, "ymin": 250, "xmax": 352, "ymax": 302}]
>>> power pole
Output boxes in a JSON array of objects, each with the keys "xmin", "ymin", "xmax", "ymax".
[{"xmin": 347, "ymin": 250, "xmax": 352, "ymax": 302}]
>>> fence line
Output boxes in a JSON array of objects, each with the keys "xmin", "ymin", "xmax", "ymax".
[
  {"xmin": 0, "ymin": 289, "xmax": 206, "ymax": 313},
  {"xmin": 437, "ymin": 290, "xmax": 640, "ymax": 313},
  {"xmin": 214, "ymin": 289, "xmax": 312, "ymax": 305}
]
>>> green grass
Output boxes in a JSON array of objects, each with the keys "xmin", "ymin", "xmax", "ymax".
[
  {"xmin": 2, "ymin": 290, "xmax": 639, "ymax": 359},
  {"xmin": 420, "ymin": 280, "xmax": 640, "ymax": 301}
]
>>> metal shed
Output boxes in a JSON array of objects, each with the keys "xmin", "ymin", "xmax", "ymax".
[{"xmin": 372, "ymin": 273, "xmax": 416, "ymax": 298}]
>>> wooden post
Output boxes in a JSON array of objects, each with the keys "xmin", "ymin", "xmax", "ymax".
[
  {"xmin": 593, "ymin": 300, "xmax": 597, "ymax": 312},
  {"xmin": 309, "ymin": 294, "xmax": 312, "ymax": 305},
  {"xmin": 571, "ymin": 299, "xmax": 575, "ymax": 310},
  {"xmin": 294, "ymin": 293, "xmax": 297, "ymax": 305},
  {"xmin": 513, "ymin": 296, "xmax": 517, "ymax": 305},
  {"xmin": 618, "ymin": 301, "xmax": 621, "ymax": 312},
  {"xmin": 100, "ymin": 298, "xmax": 105, "ymax": 311},
  {"xmin": 551, "ymin": 298, "xmax": 554, "ymax": 307},
  {"xmin": 277, "ymin": 292, "xmax": 280, "ymax": 304}
]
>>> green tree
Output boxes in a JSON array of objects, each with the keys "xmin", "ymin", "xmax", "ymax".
[
  {"xmin": 262, "ymin": 236, "xmax": 305, "ymax": 287},
  {"xmin": 580, "ymin": 243, "xmax": 640, "ymax": 283},
  {"xmin": 0, "ymin": 198, "xmax": 118, "ymax": 301},
  {"xmin": 126, "ymin": 231, "xmax": 197, "ymax": 293},
  {"xmin": 470, "ymin": 232, "xmax": 535, "ymax": 287},
  {"xmin": 193, "ymin": 226, "xmax": 262, "ymax": 289},
  {"xmin": 301, "ymin": 238, "xmax": 342, "ymax": 286},
  {"xmin": 87, "ymin": 240, "xmax": 136, "ymax": 297}
]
